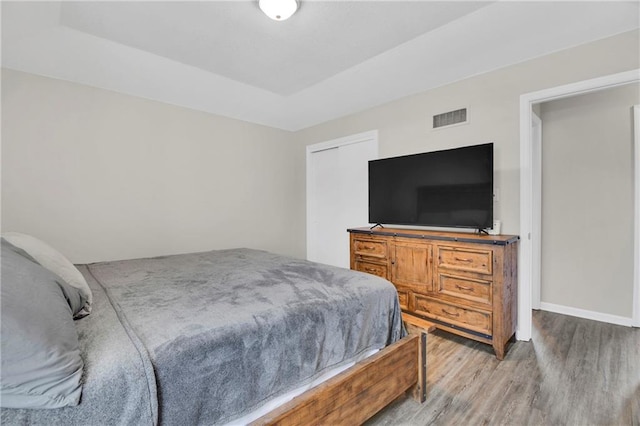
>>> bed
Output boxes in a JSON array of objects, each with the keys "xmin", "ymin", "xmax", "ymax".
[{"xmin": 1, "ymin": 236, "xmax": 424, "ymax": 425}]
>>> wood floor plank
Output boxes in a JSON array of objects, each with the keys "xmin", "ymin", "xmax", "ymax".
[{"xmin": 366, "ymin": 310, "xmax": 640, "ymax": 426}]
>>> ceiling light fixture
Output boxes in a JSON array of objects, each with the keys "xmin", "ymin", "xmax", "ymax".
[{"xmin": 259, "ymin": 0, "xmax": 298, "ymax": 21}]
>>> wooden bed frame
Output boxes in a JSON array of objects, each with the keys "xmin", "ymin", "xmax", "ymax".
[{"xmin": 252, "ymin": 315, "xmax": 435, "ymax": 426}]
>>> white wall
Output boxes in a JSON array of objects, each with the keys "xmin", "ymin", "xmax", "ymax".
[
  {"xmin": 2, "ymin": 30, "xmax": 639, "ymax": 266},
  {"xmin": 1, "ymin": 69, "xmax": 305, "ymax": 263},
  {"xmin": 293, "ymin": 30, "xmax": 640, "ymax": 240},
  {"xmin": 540, "ymin": 84, "xmax": 639, "ymax": 318}
]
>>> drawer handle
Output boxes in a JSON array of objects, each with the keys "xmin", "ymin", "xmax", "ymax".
[
  {"xmin": 364, "ymin": 267, "xmax": 377, "ymax": 273},
  {"xmin": 442, "ymin": 309, "xmax": 460, "ymax": 317},
  {"xmin": 455, "ymin": 284, "xmax": 473, "ymax": 291},
  {"xmin": 454, "ymin": 257, "xmax": 473, "ymax": 263},
  {"xmin": 364, "ymin": 246, "xmax": 376, "ymax": 251}
]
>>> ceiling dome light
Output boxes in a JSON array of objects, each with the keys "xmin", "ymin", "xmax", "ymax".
[{"xmin": 259, "ymin": 0, "xmax": 298, "ymax": 21}]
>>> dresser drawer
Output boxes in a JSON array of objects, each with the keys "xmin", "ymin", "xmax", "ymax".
[
  {"xmin": 437, "ymin": 246, "xmax": 492, "ymax": 275},
  {"xmin": 437, "ymin": 273, "xmax": 492, "ymax": 306},
  {"xmin": 412, "ymin": 294, "xmax": 492, "ymax": 335},
  {"xmin": 353, "ymin": 259, "xmax": 388, "ymax": 279},
  {"xmin": 396, "ymin": 288, "xmax": 409, "ymax": 311},
  {"xmin": 353, "ymin": 239, "xmax": 387, "ymax": 259}
]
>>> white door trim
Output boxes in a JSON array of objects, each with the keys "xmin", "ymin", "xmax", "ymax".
[
  {"xmin": 306, "ymin": 130, "xmax": 379, "ymax": 260},
  {"xmin": 633, "ymin": 105, "xmax": 640, "ymax": 327},
  {"xmin": 519, "ymin": 69, "xmax": 640, "ymax": 341},
  {"xmin": 531, "ymin": 112, "xmax": 542, "ymax": 311},
  {"xmin": 306, "ymin": 130, "xmax": 379, "ymax": 155}
]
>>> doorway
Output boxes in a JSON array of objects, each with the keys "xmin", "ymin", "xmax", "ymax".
[
  {"xmin": 538, "ymin": 87, "xmax": 637, "ymax": 324},
  {"xmin": 306, "ymin": 130, "xmax": 378, "ymax": 268},
  {"xmin": 519, "ymin": 69, "xmax": 640, "ymax": 341}
]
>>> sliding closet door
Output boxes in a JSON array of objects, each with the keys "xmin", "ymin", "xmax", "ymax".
[{"xmin": 307, "ymin": 132, "xmax": 377, "ymax": 268}]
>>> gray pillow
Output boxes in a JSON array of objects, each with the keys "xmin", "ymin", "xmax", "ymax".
[
  {"xmin": 1, "ymin": 238, "xmax": 84, "ymax": 409},
  {"xmin": 2, "ymin": 232, "xmax": 92, "ymax": 318}
]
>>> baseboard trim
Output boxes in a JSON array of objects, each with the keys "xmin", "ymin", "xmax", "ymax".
[{"xmin": 539, "ymin": 302, "xmax": 633, "ymax": 327}]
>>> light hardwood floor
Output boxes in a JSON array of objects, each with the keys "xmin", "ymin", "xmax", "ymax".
[{"xmin": 367, "ymin": 310, "xmax": 639, "ymax": 426}]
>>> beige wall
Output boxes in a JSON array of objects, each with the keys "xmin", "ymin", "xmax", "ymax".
[
  {"xmin": 293, "ymin": 30, "xmax": 640, "ymax": 239},
  {"xmin": 2, "ymin": 30, "xmax": 639, "ymax": 268},
  {"xmin": 1, "ymin": 69, "xmax": 305, "ymax": 263},
  {"xmin": 540, "ymin": 84, "xmax": 639, "ymax": 317}
]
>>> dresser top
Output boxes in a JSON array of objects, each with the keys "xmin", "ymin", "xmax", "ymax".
[{"xmin": 348, "ymin": 227, "xmax": 519, "ymax": 246}]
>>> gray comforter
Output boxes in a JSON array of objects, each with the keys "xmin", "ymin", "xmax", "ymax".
[{"xmin": 2, "ymin": 248, "xmax": 403, "ymax": 425}]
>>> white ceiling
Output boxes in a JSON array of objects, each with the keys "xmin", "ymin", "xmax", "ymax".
[{"xmin": 2, "ymin": 1, "xmax": 639, "ymax": 131}]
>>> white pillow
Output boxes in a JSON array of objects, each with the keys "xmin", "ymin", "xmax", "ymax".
[{"xmin": 2, "ymin": 232, "xmax": 92, "ymax": 318}]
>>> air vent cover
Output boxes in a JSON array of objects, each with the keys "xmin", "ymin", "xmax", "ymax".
[{"xmin": 433, "ymin": 108, "xmax": 467, "ymax": 129}]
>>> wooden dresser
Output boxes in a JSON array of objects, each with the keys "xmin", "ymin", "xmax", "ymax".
[{"xmin": 348, "ymin": 227, "xmax": 518, "ymax": 360}]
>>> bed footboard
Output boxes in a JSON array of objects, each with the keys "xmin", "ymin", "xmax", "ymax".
[
  {"xmin": 251, "ymin": 333, "xmax": 423, "ymax": 426},
  {"xmin": 403, "ymin": 313, "xmax": 436, "ymax": 403}
]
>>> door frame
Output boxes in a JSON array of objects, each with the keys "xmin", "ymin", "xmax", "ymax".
[
  {"xmin": 519, "ymin": 69, "xmax": 640, "ymax": 341},
  {"xmin": 531, "ymin": 111, "xmax": 542, "ymax": 311},
  {"xmin": 306, "ymin": 130, "xmax": 379, "ymax": 260},
  {"xmin": 634, "ymin": 104, "xmax": 640, "ymax": 327}
]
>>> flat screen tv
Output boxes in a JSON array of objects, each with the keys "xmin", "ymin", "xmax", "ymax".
[{"xmin": 369, "ymin": 143, "xmax": 493, "ymax": 229}]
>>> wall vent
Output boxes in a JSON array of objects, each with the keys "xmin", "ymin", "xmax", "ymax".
[{"xmin": 433, "ymin": 108, "xmax": 467, "ymax": 129}]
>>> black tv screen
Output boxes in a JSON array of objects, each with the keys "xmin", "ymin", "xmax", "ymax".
[{"xmin": 369, "ymin": 143, "xmax": 493, "ymax": 229}]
